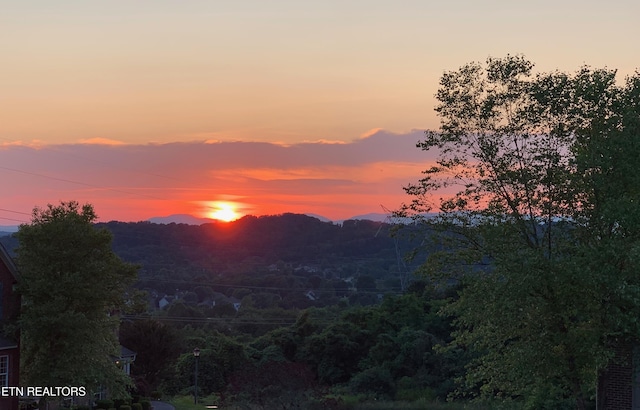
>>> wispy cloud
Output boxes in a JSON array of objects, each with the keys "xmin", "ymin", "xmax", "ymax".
[{"xmin": 77, "ymin": 137, "xmax": 127, "ymax": 146}]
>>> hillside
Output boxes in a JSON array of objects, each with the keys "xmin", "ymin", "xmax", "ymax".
[
  {"xmin": 1, "ymin": 213, "xmax": 424, "ymax": 310},
  {"xmin": 99, "ymin": 213, "xmax": 422, "ymax": 309}
]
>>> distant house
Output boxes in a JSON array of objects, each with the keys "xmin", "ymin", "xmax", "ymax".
[
  {"xmin": 158, "ymin": 295, "xmax": 174, "ymax": 310},
  {"xmin": 209, "ymin": 292, "xmax": 240, "ymax": 311},
  {"xmin": 0, "ymin": 243, "xmax": 20, "ymax": 410},
  {"xmin": 210, "ymin": 292, "xmax": 228, "ymax": 302},
  {"xmin": 229, "ymin": 297, "xmax": 242, "ymax": 312},
  {"xmin": 93, "ymin": 345, "xmax": 138, "ymax": 402},
  {"xmin": 116, "ymin": 345, "xmax": 137, "ymax": 376},
  {"xmin": 198, "ymin": 298, "xmax": 216, "ymax": 308},
  {"xmin": 296, "ymin": 265, "xmax": 320, "ymax": 274}
]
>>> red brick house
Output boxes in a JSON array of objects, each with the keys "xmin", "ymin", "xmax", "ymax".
[
  {"xmin": 596, "ymin": 341, "xmax": 640, "ymax": 409},
  {"xmin": 0, "ymin": 243, "xmax": 20, "ymax": 410}
]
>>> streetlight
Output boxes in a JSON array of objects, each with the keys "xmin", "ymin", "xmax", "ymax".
[{"xmin": 193, "ymin": 348, "xmax": 200, "ymax": 405}]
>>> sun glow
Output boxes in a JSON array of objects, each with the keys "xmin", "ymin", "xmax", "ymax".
[{"xmin": 208, "ymin": 201, "xmax": 240, "ymax": 222}]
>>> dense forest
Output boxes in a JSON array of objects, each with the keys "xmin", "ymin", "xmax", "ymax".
[
  {"xmin": 100, "ymin": 213, "xmax": 425, "ymax": 310},
  {"xmin": 3, "ymin": 213, "xmax": 463, "ymax": 408},
  {"xmin": 6, "ymin": 55, "xmax": 640, "ymax": 410}
]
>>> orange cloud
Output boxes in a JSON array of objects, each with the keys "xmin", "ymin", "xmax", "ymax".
[
  {"xmin": 77, "ymin": 138, "xmax": 127, "ymax": 146},
  {"xmin": 0, "ymin": 129, "xmax": 437, "ymax": 222},
  {"xmin": 360, "ymin": 128, "xmax": 384, "ymax": 139},
  {"xmin": 0, "ymin": 139, "xmax": 48, "ymax": 149},
  {"xmin": 215, "ymin": 162, "xmax": 428, "ymax": 184}
]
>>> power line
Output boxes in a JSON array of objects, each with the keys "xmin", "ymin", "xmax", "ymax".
[
  {"xmin": 0, "ymin": 141, "xmax": 190, "ymax": 205},
  {"xmin": 136, "ymin": 276, "xmax": 403, "ymax": 294},
  {"xmin": 50, "ymin": 145, "xmax": 180, "ymax": 182},
  {"xmin": 0, "ymin": 216, "xmax": 27, "ymax": 223},
  {"xmin": 0, "ymin": 208, "xmax": 30, "ymax": 216},
  {"xmin": 0, "ymin": 165, "xmax": 166, "ymax": 201},
  {"xmin": 120, "ymin": 314, "xmax": 340, "ymax": 326},
  {"xmin": 0, "ymin": 207, "xmax": 31, "ymax": 223},
  {"xmin": 0, "ymin": 136, "xmax": 178, "ymax": 182}
]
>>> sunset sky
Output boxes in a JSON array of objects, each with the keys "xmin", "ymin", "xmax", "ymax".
[{"xmin": 1, "ymin": 1, "xmax": 639, "ymax": 223}]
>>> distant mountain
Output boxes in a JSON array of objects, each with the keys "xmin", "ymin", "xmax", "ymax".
[
  {"xmin": 340, "ymin": 212, "xmax": 420, "ymax": 225},
  {"xmin": 147, "ymin": 214, "xmax": 215, "ymax": 225},
  {"xmin": 304, "ymin": 213, "xmax": 332, "ymax": 223},
  {"xmin": 0, "ymin": 226, "xmax": 18, "ymax": 236},
  {"xmin": 147, "ymin": 212, "xmax": 409, "ymax": 226},
  {"xmin": 343, "ymin": 213, "xmax": 390, "ymax": 222},
  {"xmin": 98, "ymin": 213, "xmax": 424, "ymax": 282}
]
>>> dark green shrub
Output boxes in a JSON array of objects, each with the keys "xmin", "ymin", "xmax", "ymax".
[
  {"xmin": 73, "ymin": 406, "xmax": 91, "ymax": 410},
  {"xmin": 349, "ymin": 367, "xmax": 396, "ymax": 399},
  {"xmin": 131, "ymin": 404, "xmax": 142, "ymax": 410},
  {"xmin": 114, "ymin": 399, "xmax": 128, "ymax": 409},
  {"xmin": 150, "ymin": 391, "xmax": 161, "ymax": 400},
  {"xmin": 119, "ymin": 406, "xmax": 132, "ymax": 410},
  {"xmin": 140, "ymin": 400, "xmax": 151, "ymax": 410},
  {"xmin": 21, "ymin": 399, "xmax": 38, "ymax": 410},
  {"xmin": 96, "ymin": 400, "xmax": 114, "ymax": 409}
]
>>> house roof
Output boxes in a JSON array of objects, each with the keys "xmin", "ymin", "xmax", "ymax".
[
  {"xmin": 0, "ymin": 242, "xmax": 20, "ymax": 282},
  {"xmin": 0, "ymin": 334, "xmax": 18, "ymax": 350},
  {"xmin": 112, "ymin": 345, "xmax": 137, "ymax": 364},
  {"xmin": 120, "ymin": 345, "xmax": 137, "ymax": 360}
]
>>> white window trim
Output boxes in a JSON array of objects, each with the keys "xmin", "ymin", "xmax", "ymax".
[{"xmin": 0, "ymin": 355, "xmax": 9, "ymax": 388}]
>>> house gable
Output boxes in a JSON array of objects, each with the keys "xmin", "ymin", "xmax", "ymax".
[
  {"xmin": 0, "ymin": 244, "xmax": 19, "ymax": 322},
  {"xmin": 0, "ymin": 243, "xmax": 20, "ymax": 410}
]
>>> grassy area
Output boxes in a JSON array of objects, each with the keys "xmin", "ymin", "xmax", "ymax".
[
  {"xmin": 169, "ymin": 395, "xmax": 219, "ymax": 410},
  {"xmin": 169, "ymin": 394, "xmax": 487, "ymax": 410},
  {"xmin": 353, "ymin": 399, "xmax": 488, "ymax": 409}
]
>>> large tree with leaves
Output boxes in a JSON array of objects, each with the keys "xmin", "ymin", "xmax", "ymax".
[
  {"xmin": 16, "ymin": 201, "xmax": 138, "ymax": 400},
  {"xmin": 402, "ymin": 55, "xmax": 640, "ymax": 408}
]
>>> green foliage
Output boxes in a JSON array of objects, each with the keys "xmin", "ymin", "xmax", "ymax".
[
  {"xmin": 270, "ymin": 295, "xmax": 460, "ymax": 400},
  {"xmin": 113, "ymin": 399, "xmax": 128, "ymax": 409},
  {"xmin": 164, "ymin": 331, "xmax": 248, "ymax": 397},
  {"xmin": 119, "ymin": 319, "xmax": 182, "ymax": 396},
  {"xmin": 227, "ymin": 361, "xmax": 320, "ymax": 409},
  {"xmin": 16, "ymin": 201, "xmax": 138, "ymax": 398},
  {"xmin": 7, "ymin": 203, "xmax": 486, "ymax": 407},
  {"xmin": 395, "ymin": 376, "xmax": 437, "ymax": 402},
  {"xmin": 303, "ymin": 320, "xmax": 372, "ymax": 384},
  {"xmin": 402, "ymin": 55, "xmax": 640, "ymax": 408},
  {"xmin": 96, "ymin": 213, "xmax": 423, "ymax": 313},
  {"xmin": 169, "ymin": 395, "xmax": 220, "ymax": 410},
  {"xmin": 131, "ymin": 404, "xmax": 142, "ymax": 410},
  {"xmin": 95, "ymin": 400, "xmax": 114, "ymax": 409},
  {"xmin": 349, "ymin": 366, "xmax": 396, "ymax": 399},
  {"xmin": 353, "ymin": 400, "xmax": 488, "ymax": 409}
]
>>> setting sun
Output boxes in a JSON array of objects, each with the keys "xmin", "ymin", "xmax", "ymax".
[{"xmin": 208, "ymin": 201, "xmax": 240, "ymax": 222}]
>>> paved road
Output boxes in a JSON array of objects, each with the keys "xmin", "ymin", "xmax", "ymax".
[{"xmin": 151, "ymin": 401, "xmax": 176, "ymax": 410}]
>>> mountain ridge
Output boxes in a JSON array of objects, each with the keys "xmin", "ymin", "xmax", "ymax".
[
  {"xmin": 147, "ymin": 212, "xmax": 395, "ymax": 225},
  {"xmin": 0, "ymin": 212, "xmax": 405, "ymax": 234}
]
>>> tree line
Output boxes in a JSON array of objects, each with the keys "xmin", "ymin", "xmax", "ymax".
[
  {"xmin": 5, "ymin": 54, "xmax": 639, "ymax": 409},
  {"xmin": 400, "ymin": 55, "xmax": 640, "ymax": 409}
]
